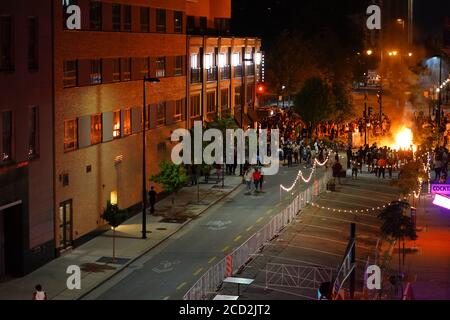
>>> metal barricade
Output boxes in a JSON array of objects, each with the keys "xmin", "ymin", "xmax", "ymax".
[{"xmin": 183, "ymin": 169, "xmax": 332, "ymax": 300}]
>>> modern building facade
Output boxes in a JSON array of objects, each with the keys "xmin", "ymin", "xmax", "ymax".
[{"xmin": 0, "ymin": 0, "xmax": 261, "ymax": 277}]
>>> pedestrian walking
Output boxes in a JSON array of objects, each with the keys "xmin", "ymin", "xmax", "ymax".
[
  {"xmin": 244, "ymin": 167, "xmax": 254, "ymax": 194},
  {"xmin": 259, "ymin": 166, "xmax": 265, "ymax": 191},
  {"xmin": 253, "ymin": 168, "xmax": 261, "ymax": 192},
  {"xmin": 32, "ymin": 284, "xmax": 47, "ymax": 300},
  {"xmin": 351, "ymin": 159, "xmax": 358, "ymax": 180},
  {"xmin": 148, "ymin": 186, "xmax": 157, "ymax": 215}
]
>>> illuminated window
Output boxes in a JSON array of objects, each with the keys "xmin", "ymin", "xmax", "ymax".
[
  {"xmin": 110, "ymin": 191, "xmax": 118, "ymax": 205},
  {"xmin": 190, "ymin": 54, "xmax": 198, "ymax": 69},
  {"xmin": 64, "ymin": 119, "xmax": 77, "ymax": 152},
  {"xmin": 90, "ymin": 114, "xmax": 102, "ymax": 145},
  {"xmin": 234, "ymin": 86, "xmax": 242, "ymax": 107},
  {"xmin": 123, "ymin": 109, "xmax": 131, "ymax": 136},
  {"xmin": 113, "ymin": 110, "xmax": 121, "ymax": 139},
  {"xmin": 232, "ymin": 52, "xmax": 240, "ymax": 67},
  {"xmin": 156, "ymin": 57, "xmax": 165, "ymax": 77}
]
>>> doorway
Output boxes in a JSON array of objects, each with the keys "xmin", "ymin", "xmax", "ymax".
[
  {"xmin": 0, "ymin": 203, "xmax": 24, "ymax": 279},
  {"xmin": 58, "ymin": 200, "xmax": 73, "ymax": 251}
]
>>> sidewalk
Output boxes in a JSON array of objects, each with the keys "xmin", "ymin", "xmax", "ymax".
[
  {"xmin": 0, "ymin": 175, "xmax": 243, "ymax": 300},
  {"xmin": 402, "ymin": 194, "xmax": 450, "ymax": 300}
]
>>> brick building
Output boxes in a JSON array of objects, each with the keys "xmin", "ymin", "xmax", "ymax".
[{"xmin": 0, "ymin": 0, "xmax": 261, "ymax": 277}]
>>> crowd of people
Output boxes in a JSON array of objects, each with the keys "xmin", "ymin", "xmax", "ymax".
[{"xmin": 432, "ymin": 146, "xmax": 450, "ymax": 183}]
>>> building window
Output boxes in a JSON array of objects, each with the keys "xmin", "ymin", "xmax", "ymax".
[
  {"xmin": 156, "ymin": 9, "xmax": 166, "ymax": 33},
  {"xmin": 187, "ymin": 16, "xmax": 195, "ymax": 34},
  {"xmin": 113, "ymin": 110, "xmax": 121, "ymax": 139},
  {"xmin": 174, "ymin": 56, "xmax": 183, "ymax": 76},
  {"xmin": 123, "ymin": 5, "xmax": 132, "ymax": 32},
  {"xmin": 63, "ymin": 60, "xmax": 78, "ymax": 88},
  {"xmin": 207, "ymin": 92, "xmax": 216, "ymax": 114},
  {"xmin": 89, "ymin": 1, "xmax": 102, "ymax": 31},
  {"xmin": 123, "ymin": 108, "xmax": 131, "ymax": 136},
  {"xmin": 141, "ymin": 57, "xmax": 149, "ymax": 78},
  {"xmin": 157, "ymin": 103, "xmax": 166, "ymax": 126},
  {"xmin": 112, "ymin": 4, "xmax": 121, "ymax": 31},
  {"xmin": 174, "ymin": 11, "xmax": 183, "ymax": 33},
  {"xmin": 90, "ymin": 114, "xmax": 102, "ymax": 145},
  {"xmin": 156, "ymin": 57, "xmax": 166, "ymax": 77},
  {"xmin": 0, "ymin": 16, "xmax": 14, "ymax": 71},
  {"xmin": 64, "ymin": 119, "xmax": 77, "ymax": 152},
  {"xmin": 247, "ymin": 84, "xmax": 254, "ymax": 105},
  {"xmin": 221, "ymin": 89, "xmax": 229, "ymax": 112},
  {"xmin": 90, "ymin": 59, "xmax": 102, "ymax": 84},
  {"xmin": 1, "ymin": 111, "xmax": 13, "ymax": 162},
  {"xmin": 174, "ymin": 99, "xmax": 183, "ymax": 122},
  {"xmin": 122, "ymin": 58, "xmax": 131, "ymax": 81},
  {"xmin": 214, "ymin": 18, "xmax": 230, "ymax": 34},
  {"xmin": 199, "ymin": 16, "xmax": 207, "ymax": 32},
  {"xmin": 27, "ymin": 17, "xmax": 39, "ymax": 71},
  {"xmin": 234, "ymin": 86, "xmax": 242, "ymax": 107},
  {"xmin": 112, "ymin": 58, "xmax": 120, "ymax": 82},
  {"xmin": 28, "ymin": 106, "xmax": 39, "ymax": 158},
  {"xmin": 190, "ymin": 95, "xmax": 201, "ymax": 118},
  {"xmin": 140, "ymin": 7, "xmax": 150, "ymax": 32}
]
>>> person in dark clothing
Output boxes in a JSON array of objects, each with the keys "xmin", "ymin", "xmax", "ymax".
[
  {"xmin": 148, "ymin": 186, "xmax": 157, "ymax": 215},
  {"xmin": 346, "ymin": 147, "xmax": 352, "ymax": 169}
]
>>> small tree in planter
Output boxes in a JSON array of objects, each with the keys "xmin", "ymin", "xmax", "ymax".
[
  {"xmin": 150, "ymin": 161, "xmax": 188, "ymax": 216},
  {"xmin": 101, "ymin": 201, "xmax": 128, "ymax": 262}
]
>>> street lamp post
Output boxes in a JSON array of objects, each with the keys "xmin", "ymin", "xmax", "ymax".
[
  {"xmin": 239, "ymin": 55, "xmax": 254, "ymax": 176},
  {"xmin": 142, "ymin": 76, "xmax": 160, "ymax": 239}
]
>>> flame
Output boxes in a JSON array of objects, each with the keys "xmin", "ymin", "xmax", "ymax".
[{"xmin": 392, "ymin": 127, "xmax": 416, "ymax": 152}]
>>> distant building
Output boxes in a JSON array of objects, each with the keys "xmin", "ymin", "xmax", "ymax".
[{"xmin": 0, "ymin": 0, "xmax": 261, "ymax": 277}]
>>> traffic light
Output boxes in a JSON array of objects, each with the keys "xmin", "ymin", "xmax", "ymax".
[{"xmin": 257, "ymin": 83, "xmax": 265, "ymax": 93}]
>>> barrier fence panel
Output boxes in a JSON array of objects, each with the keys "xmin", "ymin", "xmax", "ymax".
[{"xmin": 183, "ymin": 168, "xmax": 331, "ymax": 300}]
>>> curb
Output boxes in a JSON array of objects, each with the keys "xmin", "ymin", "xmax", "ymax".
[{"xmin": 74, "ymin": 180, "xmax": 244, "ymax": 300}]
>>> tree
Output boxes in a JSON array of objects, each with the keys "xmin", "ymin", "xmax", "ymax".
[
  {"xmin": 101, "ymin": 201, "xmax": 128, "ymax": 262},
  {"xmin": 294, "ymin": 77, "xmax": 333, "ymax": 128},
  {"xmin": 150, "ymin": 161, "xmax": 188, "ymax": 216},
  {"xmin": 378, "ymin": 201, "xmax": 418, "ymax": 276}
]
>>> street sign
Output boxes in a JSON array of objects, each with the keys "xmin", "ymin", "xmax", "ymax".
[{"xmin": 431, "ymin": 184, "xmax": 450, "ymax": 195}]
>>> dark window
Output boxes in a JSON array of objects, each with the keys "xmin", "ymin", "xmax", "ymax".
[
  {"xmin": 64, "ymin": 119, "xmax": 77, "ymax": 151},
  {"xmin": 247, "ymin": 84, "xmax": 254, "ymax": 105},
  {"xmin": 174, "ymin": 56, "xmax": 183, "ymax": 76},
  {"xmin": 156, "ymin": 9, "xmax": 166, "ymax": 33},
  {"xmin": 90, "ymin": 59, "xmax": 102, "ymax": 84},
  {"xmin": 187, "ymin": 16, "xmax": 195, "ymax": 34},
  {"xmin": 214, "ymin": 18, "xmax": 230, "ymax": 34},
  {"xmin": 90, "ymin": 114, "xmax": 102, "ymax": 145},
  {"xmin": 0, "ymin": 16, "xmax": 13, "ymax": 71},
  {"xmin": 199, "ymin": 16, "xmax": 207, "ymax": 32},
  {"xmin": 62, "ymin": 174, "xmax": 69, "ymax": 186},
  {"xmin": 141, "ymin": 57, "xmax": 149, "ymax": 78},
  {"xmin": 190, "ymin": 95, "xmax": 201, "ymax": 118},
  {"xmin": 174, "ymin": 99, "xmax": 183, "ymax": 122},
  {"xmin": 234, "ymin": 86, "xmax": 242, "ymax": 107},
  {"xmin": 112, "ymin": 4, "xmax": 121, "ymax": 31},
  {"xmin": 122, "ymin": 58, "xmax": 131, "ymax": 81},
  {"xmin": 156, "ymin": 57, "xmax": 165, "ymax": 77},
  {"xmin": 113, "ymin": 110, "xmax": 121, "ymax": 139},
  {"xmin": 112, "ymin": 58, "xmax": 120, "ymax": 82},
  {"xmin": 63, "ymin": 60, "xmax": 78, "ymax": 88},
  {"xmin": 221, "ymin": 89, "xmax": 229, "ymax": 111},
  {"xmin": 174, "ymin": 11, "xmax": 183, "ymax": 33},
  {"xmin": 123, "ymin": 5, "xmax": 131, "ymax": 32},
  {"xmin": 207, "ymin": 92, "xmax": 216, "ymax": 114},
  {"xmin": 157, "ymin": 103, "xmax": 166, "ymax": 126},
  {"xmin": 89, "ymin": 1, "xmax": 102, "ymax": 31},
  {"xmin": 140, "ymin": 7, "xmax": 150, "ymax": 32},
  {"xmin": 27, "ymin": 17, "xmax": 39, "ymax": 70},
  {"xmin": 28, "ymin": 106, "xmax": 39, "ymax": 158},
  {"xmin": 123, "ymin": 109, "xmax": 131, "ymax": 136},
  {"xmin": 1, "ymin": 111, "xmax": 13, "ymax": 162}
]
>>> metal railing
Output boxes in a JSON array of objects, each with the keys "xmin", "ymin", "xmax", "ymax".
[
  {"xmin": 265, "ymin": 263, "xmax": 334, "ymax": 290},
  {"xmin": 183, "ymin": 169, "xmax": 332, "ymax": 300},
  {"xmin": 207, "ymin": 67, "xmax": 218, "ymax": 82},
  {"xmin": 190, "ymin": 68, "xmax": 202, "ymax": 84}
]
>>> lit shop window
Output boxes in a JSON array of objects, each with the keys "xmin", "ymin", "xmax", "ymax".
[
  {"xmin": 64, "ymin": 119, "xmax": 77, "ymax": 152},
  {"xmin": 91, "ymin": 114, "xmax": 102, "ymax": 145},
  {"xmin": 123, "ymin": 109, "xmax": 131, "ymax": 136}
]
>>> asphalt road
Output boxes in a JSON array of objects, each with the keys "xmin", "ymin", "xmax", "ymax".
[{"xmin": 84, "ymin": 161, "xmax": 329, "ymax": 300}]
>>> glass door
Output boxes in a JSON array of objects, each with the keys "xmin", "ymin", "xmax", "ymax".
[{"xmin": 58, "ymin": 200, "xmax": 73, "ymax": 250}]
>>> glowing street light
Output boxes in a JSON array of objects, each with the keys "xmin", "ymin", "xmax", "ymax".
[{"xmin": 366, "ymin": 49, "xmax": 373, "ymax": 56}]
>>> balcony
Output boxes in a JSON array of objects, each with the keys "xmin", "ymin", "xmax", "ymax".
[
  {"xmin": 220, "ymin": 66, "xmax": 231, "ymax": 80},
  {"xmin": 234, "ymin": 65, "xmax": 242, "ymax": 79},
  {"xmin": 206, "ymin": 67, "xmax": 218, "ymax": 82},
  {"xmin": 190, "ymin": 68, "xmax": 202, "ymax": 84}
]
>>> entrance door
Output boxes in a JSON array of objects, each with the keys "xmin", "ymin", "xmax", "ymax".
[
  {"xmin": 0, "ymin": 204, "xmax": 24, "ymax": 278},
  {"xmin": 58, "ymin": 200, "xmax": 73, "ymax": 250}
]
